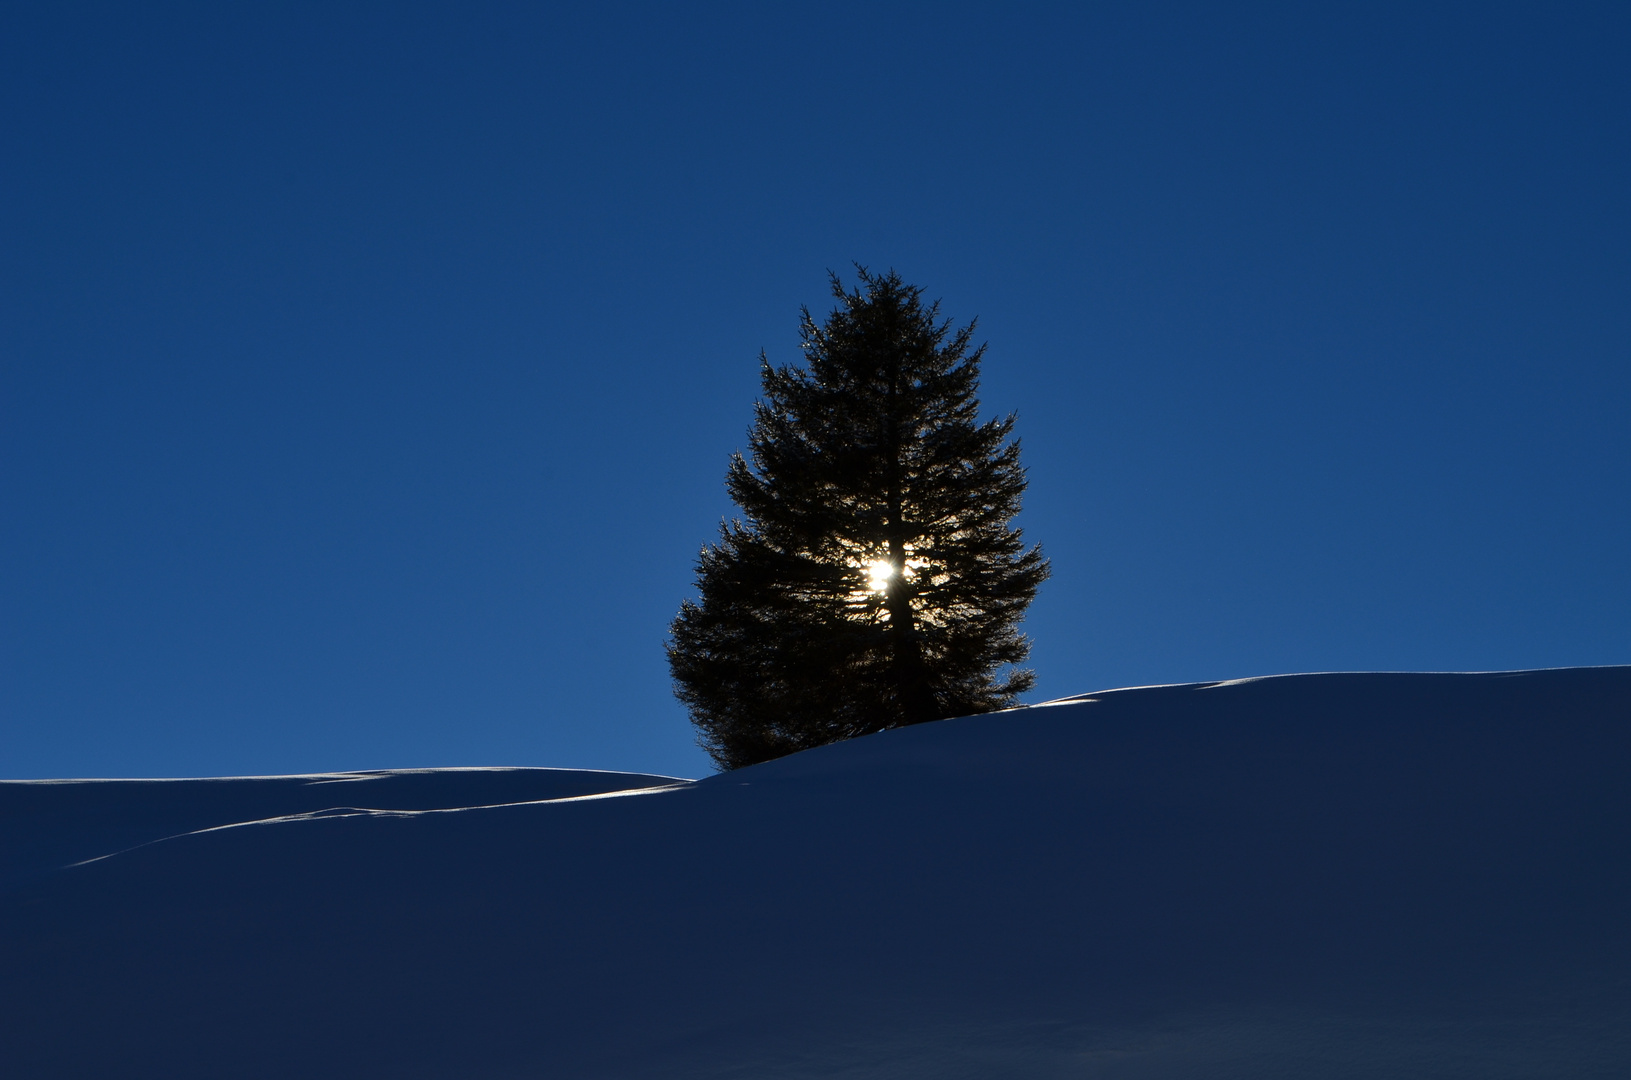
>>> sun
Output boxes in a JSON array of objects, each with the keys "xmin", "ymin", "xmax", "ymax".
[{"xmin": 867, "ymin": 560, "xmax": 893, "ymax": 593}]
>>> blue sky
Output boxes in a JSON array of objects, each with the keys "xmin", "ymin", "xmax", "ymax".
[{"xmin": 3, "ymin": 2, "xmax": 1627, "ymax": 780}]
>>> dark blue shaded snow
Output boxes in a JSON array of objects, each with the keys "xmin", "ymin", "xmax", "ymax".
[
  {"xmin": 2, "ymin": 667, "xmax": 1628, "ymax": 1078},
  {"xmin": 0, "ymin": 767, "xmax": 686, "ymax": 894}
]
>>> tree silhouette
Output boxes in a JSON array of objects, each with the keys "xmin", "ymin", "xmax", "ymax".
[{"xmin": 668, "ymin": 269, "xmax": 1049, "ymax": 769}]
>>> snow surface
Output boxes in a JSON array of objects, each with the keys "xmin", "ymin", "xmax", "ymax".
[
  {"xmin": 2, "ymin": 667, "xmax": 1629, "ymax": 1078},
  {"xmin": 0, "ymin": 766, "xmax": 686, "ymax": 894}
]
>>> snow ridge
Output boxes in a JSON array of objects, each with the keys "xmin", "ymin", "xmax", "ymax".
[{"xmin": 3, "ymin": 667, "xmax": 1628, "ymax": 1078}]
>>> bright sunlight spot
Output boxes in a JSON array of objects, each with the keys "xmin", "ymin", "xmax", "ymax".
[{"xmin": 867, "ymin": 560, "xmax": 894, "ymax": 593}]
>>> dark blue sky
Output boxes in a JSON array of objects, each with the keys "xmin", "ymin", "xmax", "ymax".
[{"xmin": 4, "ymin": 2, "xmax": 1627, "ymax": 779}]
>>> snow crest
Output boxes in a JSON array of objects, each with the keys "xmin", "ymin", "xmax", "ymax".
[{"xmin": 3, "ymin": 668, "xmax": 1629, "ymax": 1078}]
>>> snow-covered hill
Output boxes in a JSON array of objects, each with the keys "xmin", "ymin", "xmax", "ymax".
[
  {"xmin": 3, "ymin": 668, "xmax": 1629, "ymax": 1078},
  {"xmin": 0, "ymin": 766, "xmax": 685, "ymax": 894}
]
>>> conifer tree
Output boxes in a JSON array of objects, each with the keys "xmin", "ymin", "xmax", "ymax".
[{"xmin": 667, "ymin": 269, "xmax": 1049, "ymax": 770}]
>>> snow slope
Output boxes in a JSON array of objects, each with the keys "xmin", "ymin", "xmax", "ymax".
[
  {"xmin": 0, "ymin": 767, "xmax": 685, "ymax": 894},
  {"xmin": 2, "ymin": 667, "xmax": 1629, "ymax": 1078}
]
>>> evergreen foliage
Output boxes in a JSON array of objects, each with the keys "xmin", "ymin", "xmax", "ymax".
[{"xmin": 667, "ymin": 269, "xmax": 1049, "ymax": 770}]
